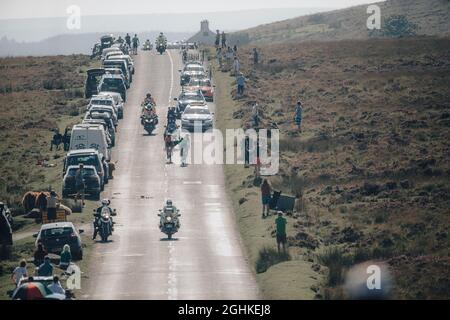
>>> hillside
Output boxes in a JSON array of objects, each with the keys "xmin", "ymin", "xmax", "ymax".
[
  {"xmin": 235, "ymin": 0, "xmax": 450, "ymax": 44},
  {"xmin": 213, "ymin": 36, "xmax": 450, "ymax": 299}
]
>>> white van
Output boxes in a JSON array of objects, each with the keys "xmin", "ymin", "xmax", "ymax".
[{"xmin": 69, "ymin": 124, "xmax": 111, "ymax": 161}]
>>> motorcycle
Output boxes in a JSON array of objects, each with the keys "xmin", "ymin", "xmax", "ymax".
[
  {"xmin": 93, "ymin": 207, "xmax": 116, "ymax": 242},
  {"xmin": 156, "ymin": 44, "xmax": 166, "ymax": 55},
  {"xmin": 158, "ymin": 208, "xmax": 180, "ymax": 240},
  {"xmin": 141, "ymin": 115, "xmax": 158, "ymax": 134}
]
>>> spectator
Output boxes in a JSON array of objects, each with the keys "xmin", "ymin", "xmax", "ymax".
[
  {"xmin": 11, "ymin": 260, "xmax": 28, "ymax": 287},
  {"xmin": 233, "ymin": 57, "xmax": 240, "ymax": 76},
  {"xmin": 260, "ymin": 179, "xmax": 272, "ymax": 218},
  {"xmin": 253, "ymin": 48, "xmax": 259, "ymax": 65},
  {"xmin": 59, "ymin": 244, "xmax": 72, "ymax": 270},
  {"xmin": 215, "ymin": 30, "xmax": 220, "ymax": 48},
  {"xmin": 275, "ymin": 211, "xmax": 287, "ymax": 253},
  {"xmin": 216, "ymin": 48, "xmax": 223, "ymax": 68},
  {"xmin": 75, "ymin": 164, "xmax": 85, "ymax": 206},
  {"xmin": 47, "ymin": 276, "xmax": 65, "ymax": 295},
  {"xmin": 221, "ymin": 31, "xmax": 227, "ymax": 48},
  {"xmin": 33, "ymin": 242, "xmax": 47, "ymax": 267},
  {"xmin": 252, "ymin": 103, "xmax": 260, "ymax": 127},
  {"xmin": 294, "ymin": 100, "xmax": 303, "ymax": 132},
  {"xmin": 236, "ymin": 73, "xmax": 246, "ymax": 96},
  {"xmin": 38, "ymin": 256, "xmax": 53, "ymax": 277},
  {"xmin": 46, "ymin": 190, "xmax": 59, "ymax": 222}
]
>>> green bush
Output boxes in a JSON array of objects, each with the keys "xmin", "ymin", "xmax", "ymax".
[
  {"xmin": 256, "ymin": 247, "xmax": 291, "ymax": 273},
  {"xmin": 317, "ymin": 247, "xmax": 353, "ymax": 286},
  {"xmin": 383, "ymin": 15, "xmax": 418, "ymax": 38}
]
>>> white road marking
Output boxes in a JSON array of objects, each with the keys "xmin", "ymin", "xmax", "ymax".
[{"xmin": 183, "ymin": 181, "xmax": 202, "ymax": 185}]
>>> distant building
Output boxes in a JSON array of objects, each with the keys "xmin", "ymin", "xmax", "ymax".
[{"xmin": 188, "ymin": 20, "xmax": 216, "ymax": 45}]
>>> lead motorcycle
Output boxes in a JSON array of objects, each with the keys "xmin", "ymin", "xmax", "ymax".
[
  {"xmin": 158, "ymin": 207, "xmax": 180, "ymax": 240},
  {"xmin": 93, "ymin": 205, "xmax": 117, "ymax": 242}
]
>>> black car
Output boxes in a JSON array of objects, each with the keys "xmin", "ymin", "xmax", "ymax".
[
  {"xmin": 85, "ymin": 68, "xmax": 105, "ymax": 99},
  {"xmin": 62, "ymin": 165, "xmax": 101, "ymax": 199},
  {"xmin": 98, "ymin": 74, "xmax": 127, "ymax": 102},
  {"xmin": 34, "ymin": 222, "xmax": 84, "ymax": 260},
  {"xmin": 175, "ymin": 90, "xmax": 206, "ymax": 117}
]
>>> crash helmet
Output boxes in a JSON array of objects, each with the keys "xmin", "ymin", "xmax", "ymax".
[
  {"xmin": 146, "ymin": 93, "xmax": 152, "ymax": 98},
  {"xmin": 166, "ymin": 199, "xmax": 173, "ymax": 206},
  {"xmin": 50, "ymin": 190, "xmax": 57, "ymax": 197},
  {"xmin": 101, "ymin": 199, "xmax": 110, "ymax": 206}
]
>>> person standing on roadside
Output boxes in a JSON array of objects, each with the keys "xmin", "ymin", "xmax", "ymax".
[
  {"xmin": 294, "ymin": 100, "xmax": 303, "ymax": 132},
  {"xmin": 253, "ymin": 48, "xmax": 259, "ymax": 65},
  {"xmin": 132, "ymin": 34, "xmax": 139, "ymax": 55},
  {"xmin": 221, "ymin": 31, "xmax": 227, "ymax": 48},
  {"xmin": 252, "ymin": 103, "xmax": 260, "ymax": 127},
  {"xmin": 215, "ymin": 30, "xmax": 220, "ymax": 48},
  {"xmin": 75, "ymin": 164, "xmax": 85, "ymax": 206},
  {"xmin": 33, "ymin": 242, "xmax": 47, "ymax": 267},
  {"xmin": 236, "ymin": 72, "xmax": 246, "ymax": 97},
  {"xmin": 275, "ymin": 211, "xmax": 287, "ymax": 253},
  {"xmin": 233, "ymin": 57, "xmax": 240, "ymax": 76},
  {"xmin": 260, "ymin": 179, "xmax": 272, "ymax": 218},
  {"xmin": 46, "ymin": 190, "xmax": 59, "ymax": 222},
  {"xmin": 125, "ymin": 33, "xmax": 131, "ymax": 48}
]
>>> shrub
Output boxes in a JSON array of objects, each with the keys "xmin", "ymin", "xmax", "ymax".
[
  {"xmin": 383, "ymin": 15, "xmax": 418, "ymax": 38},
  {"xmin": 317, "ymin": 247, "xmax": 353, "ymax": 286},
  {"xmin": 255, "ymin": 247, "xmax": 291, "ymax": 273}
]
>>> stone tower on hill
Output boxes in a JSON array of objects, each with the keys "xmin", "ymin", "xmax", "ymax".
[{"xmin": 188, "ymin": 20, "xmax": 216, "ymax": 45}]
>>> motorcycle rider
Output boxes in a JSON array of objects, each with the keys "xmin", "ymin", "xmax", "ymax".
[
  {"xmin": 167, "ymin": 106, "xmax": 177, "ymax": 125},
  {"xmin": 143, "ymin": 93, "xmax": 156, "ymax": 106},
  {"xmin": 92, "ymin": 199, "xmax": 114, "ymax": 240},
  {"xmin": 159, "ymin": 199, "xmax": 180, "ymax": 230},
  {"xmin": 157, "ymin": 32, "xmax": 167, "ymax": 46}
]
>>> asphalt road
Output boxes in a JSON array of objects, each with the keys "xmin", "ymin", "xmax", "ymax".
[{"xmin": 83, "ymin": 49, "xmax": 259, "ymax": 299}]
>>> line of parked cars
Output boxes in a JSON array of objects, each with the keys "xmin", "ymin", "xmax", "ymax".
[
  {"xmin": 176, "ymin": 60, "xmax": 215, "ymax": 132},
  {"xmin": 62, "ymin": 35, "xmax": 134, "ymax": 200}
]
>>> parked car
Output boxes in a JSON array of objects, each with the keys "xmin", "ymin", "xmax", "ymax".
[
  {"xmin": 62, "ymin": 165, "xmax": 101, "ymax": 199},
  {"xmin": 100, "ymin": 35, "xmax": 114, "ymax": 50},
  {"xmin": 175, "ymin": 90, "xmax": 206, "ymax": 117},
  {"xmin": 69, "ymin": 124, "xmax": 111, "ymax": 161},
  {"xmin": 64, "ymin": 149, "xmax": 108, "ymax": 186},
  {"xmin": 104, "ymin": 67, "xmax": 129, "ymax": 89},
  {"xmin": 34, "ymin": 222, "xmax": 84, "ymax": 260},
  {"xmin": 185, "ymin": 77, "xmax": 214, "ymax": 101},
  {"xmin": 97, "ymin": 91, "xmax": 124, "ymax": 119},
  {"xmin": 105, "ymin": 53, "xmax": 135, "ymax": 75},
  {"xmin": 103, "ymin": 59, "xmax": 131, "ymax": 85},
  {"xmin": 88, "ymin": 95, "xmax": 120, "ymax": 120},
  {"xmin": 88, "ymin": 105, "xmax": 118, "ymax": 127},
  {"xmin": 82, "ymin": 118, "xmax": 116, "ymax": 147},
  {"xmin": 181, "ymin": 104, "xmax": 214, "ymax": 132},
  {"xmin": 180, "ymin": 63, "xmax": 206, "ymax": 86},
  {"xmin": 98, "ymin": 74, "xmax": 127, "ymax": 102},
  {"xmin": 85, "ymin": 68, "xmax": 105, "ymax": 99}
]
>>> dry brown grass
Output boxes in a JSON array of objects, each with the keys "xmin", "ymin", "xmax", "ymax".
[{"xmin": 216, "ymin": 36, "xmax": 450, "ymax": 299}]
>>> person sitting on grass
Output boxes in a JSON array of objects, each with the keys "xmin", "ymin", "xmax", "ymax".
[
  {"xmin": 38, "ymin": 256, "xmax": 53, "ymax": 277},
  {"xmin": 275, "ymin": 211, "xmax": 287, "ymax": 254},
  {"xmin": 33, "ymin": 242, "xmax": 47, "ymax": 267},
  {"xmin": 47, "ymin": 276, "xmax": 65, "ymax": 295},
  {"xmin": 59, "ymin": 244, "xmax": 72, "ymax": 270}
]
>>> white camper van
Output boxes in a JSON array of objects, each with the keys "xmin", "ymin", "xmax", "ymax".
[{"xmin": 69, "ymin": 124, "xmax": 111, "ymax": 161}]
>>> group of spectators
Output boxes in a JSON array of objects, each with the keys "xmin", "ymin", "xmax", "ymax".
[{"xmin": 11, "ymin": 241, "xmax": 72, "ymax": 294}]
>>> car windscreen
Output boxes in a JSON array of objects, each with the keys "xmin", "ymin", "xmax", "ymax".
[
  {"xmin": 91, "ymin": 99, "xmax": 112, "ymax": 106},
  {"xmin": 41, "ymin": 227, "xmax": 73, "ymax": 238},
  {"xmin": 67, "ymin": 155, "xmax": 100, "ymax": 169},
  {"xmin": 181, "ymin": 94, "xmax": 203, "ymax": 101},
  {"xmin": 101, "ymin": 78, "xmax": 123, "ymax": 87},
  {"xmin": 185, "ymin": 65, "xmax": 203, "ymax": 71},
  {"xmin": 67, "ymin": 168, "xmax": 96, "ymax": 177},
  {"xmin": 104, "ymin": 62, "xmax": 126, "ymax": 74},
  {"xmin": 184, "ymin": 108, "xmax": 210, "ymax": 115}
]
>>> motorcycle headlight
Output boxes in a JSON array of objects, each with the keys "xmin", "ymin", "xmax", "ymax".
[{"xmin": 166, "ymin": 216, "xmax": 172, "ymax": 222}]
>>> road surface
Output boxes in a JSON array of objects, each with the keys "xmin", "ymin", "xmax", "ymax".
[{"xmin": 83, "ymin": 49, "xmax": 259, "ymax": 299}]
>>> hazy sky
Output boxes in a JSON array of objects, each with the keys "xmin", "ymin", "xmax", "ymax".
[{"xmin": 1, "ymin": 0, "xmax": 381, "ymax": 19}]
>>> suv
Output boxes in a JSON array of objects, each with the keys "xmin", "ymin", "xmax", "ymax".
[
  {"xmin": 175, "ymin": 90, "xmax": 206, "ymax": 117},
  {"xmin": 64, "ymin": 149, "xmax": 108, "ymax": 186},
  {"xmin": 98, "ymin": 74, "xmax": 127, "ymax": 102},
  {"xmin": 82, "ymin": 118, "xmax": 116, "ymax": 147},
  {"xmin": 180, "ymin": 64, "xmax": 206, "ymax": 86},
  {"xmin": 88, "ymin": 95, "xmax": 120, "ymax": 119},
  {"xmin": 34, "ymin": 222, "xmax": 84, "ymax": 260},
  {"xmin": 62, "ymin": 165, "xmax": 101, "ymax": 199},
  {"xmin": 85, "ymin": 68, "xmax": 105, "ymax": 99},
  {"xmin": 98, "ymin": 91, "xmax": 124, "ymax": 119},
  {"xmin": 103, "ymin": 59, "xmax": 131, "ymax": 86}
]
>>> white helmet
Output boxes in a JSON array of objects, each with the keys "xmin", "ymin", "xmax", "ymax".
[
  {"xmin": 101, "ymin": 199, "xmax": 110, "ymax": 206},
  {"xmin": 166, "ymin": 199, "xmax": 173, "ymax": 206}
]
